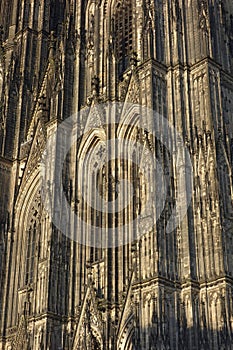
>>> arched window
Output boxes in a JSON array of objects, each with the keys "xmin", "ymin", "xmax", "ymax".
[
  {"xmin": 114, "ymin": 0, "xmax": 133, "ymax": 76},
  {"xmin": 25, "ymin": 220, "xmax": 37, "ymax": 285}
]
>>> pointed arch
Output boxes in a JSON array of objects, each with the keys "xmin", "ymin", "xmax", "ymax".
[
  {"xmin": 15, "ymin": 171, "xmax": 42, "ymax": 289},
  {"xmin": 77, "ymin": 127, "xmax": 106, "ymax": 250},
  {"xmin": 117, "ymin": 314, "xmax": 135, "ymax": 350},
  {"xmin": 6, "ymin": 168, "xmax": 43, "ymax": 327},
  {"xmin": 117, "ymin": 103, "xmax": 140, "ymax": 142},
  {"xmin": 25, "ymin": 213, "xmax": 39, "ymax": 285},
  {"xmin": 78, "ymin": 128, "xmax": 106, "ymax": 164},
  {"xmin": 113, "ymin": 0, "xmax": 133, "ymax": 76}
]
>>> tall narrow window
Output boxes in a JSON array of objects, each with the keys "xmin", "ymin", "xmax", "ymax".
[
  {"xmin": 25, "ymin": 221, "xmax": 37, "ymax": 285},
  {"xmin": 114, "ymin": 1, "xmax": 133, "ymax": 76}
]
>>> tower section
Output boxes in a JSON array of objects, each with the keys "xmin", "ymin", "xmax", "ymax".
[{"xmin": 0, "ymin": 0, "xmax": 233, "ymax": 349}]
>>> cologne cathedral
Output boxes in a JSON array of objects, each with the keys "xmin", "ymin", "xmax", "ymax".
[{"xmin": 0, "ymin": 0, "xmax": 233, "ymax": 349}]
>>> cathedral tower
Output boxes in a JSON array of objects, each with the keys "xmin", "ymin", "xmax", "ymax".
[{"xmin": 0, "ymin": 0, "xmax": 233, "ymax": 349}]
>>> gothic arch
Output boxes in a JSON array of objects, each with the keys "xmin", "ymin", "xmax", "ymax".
[
  {"xmin": 78, "ymin": 128, "xmax": 106, "ymax": 163},
  {"xmin": 117, "ymin": 314, "xmax": 135, "ymax": 350},
  {"xmin": 24, "ymin": 196, "xmax": 41, "ymax": 286},
  {"xmin": 99, "ymin": 0, "xmax": 136, "ymax": 86},
  {"xmin": 117, "ymin": 109, "xmax": 140, "ymax": 143},
  {"xmin": 117, "ymin": 108, "xmax": 152, "ymax": 199},
  {"xmin": 5, "ymin": 169, "xmax": 43, "ymax": 326},
  {"xmin": 112, "ymin": 0, "xmax": 133, "ymax": 75},
  {"xmin": 103, "ymin": 0, "xmax": 131, "ymax": 16},
  {"xmin": 14, "ymin": 171, "xmax": 42, "ymax": 289},
  {"xmin": 77, "ymin": 129, "xmax": 107, "ymax": 248},
  {"xmin": 83, "ymin": 1, "xmax": 98, "ymax": 96},
  {"xmin": 15, "ymin": 170, "xmax": 41, "ymax": 237}
]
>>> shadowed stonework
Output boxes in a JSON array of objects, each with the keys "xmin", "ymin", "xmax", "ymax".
[{"xmin": 0, "ymin": 1, "xmax": 233, "ymax": 349}]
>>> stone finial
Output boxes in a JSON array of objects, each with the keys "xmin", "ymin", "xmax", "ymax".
[
  {"xmin": 91, "ymin": 76, "xmax": 100, "ymax": 97},
  {"xmin": 130, "ymin": 52, "xmax": 139, "ymax": 69}
]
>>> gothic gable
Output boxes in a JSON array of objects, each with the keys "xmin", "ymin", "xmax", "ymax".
[
  {"xmin": 11, "ymin": 315, "xmax": 28, "ymax": 350},
  {"xmin": 19, "ymin": 118, "xmax": 46, "ymax": 190},
  {"xmin": 72, "ymin": 284, "xmax": 104, "ymax": 350},
  {"xmin": 123, "ymin": 72, "xmax": 140, "ymax": 105},
  {"xmin": 117, "ymin": 272, "xmax": 135, "ymax": 350}
]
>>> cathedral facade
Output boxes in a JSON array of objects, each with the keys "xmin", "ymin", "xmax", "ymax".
[{"xmin": 0, "ymin": 0, "xmax": 233, "ymax": 349}]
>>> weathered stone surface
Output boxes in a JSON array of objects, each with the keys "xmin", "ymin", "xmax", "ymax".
[{"xmin": 0, "ymin": 1, "xmax": 233, "ymax": 349}]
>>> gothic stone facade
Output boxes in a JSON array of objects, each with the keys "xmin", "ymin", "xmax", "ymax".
[{"xmin": 0, "ymin": 0, "xmax": 233, "ymax": 349}]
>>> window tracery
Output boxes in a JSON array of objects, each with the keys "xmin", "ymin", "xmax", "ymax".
[
  {"xmin": 25, "ymin": 221, "xmax": 37, "ymax": 285},
  {"xmin": 25, "ymin": 205, "xmax": 40, "ymax": 285},
  {"xmin": 113, "ymin": 0, "xmax": 133, "ymax": 76}
]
